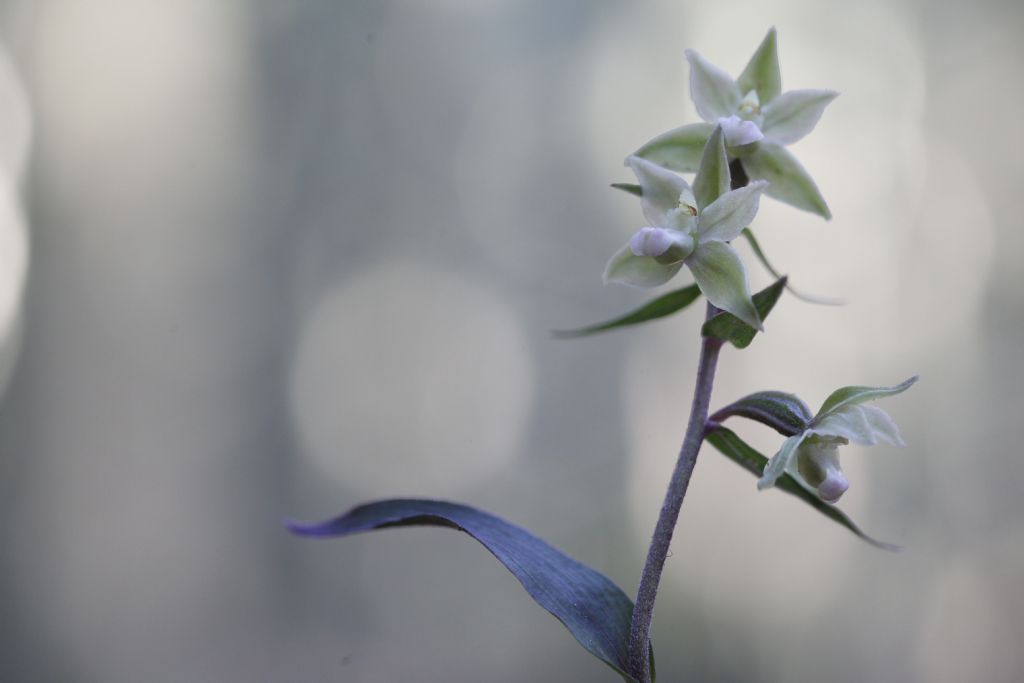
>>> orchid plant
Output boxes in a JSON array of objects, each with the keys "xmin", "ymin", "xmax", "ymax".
[{"xmin": 289, "ymin": 28, "xmax": 916, "ymax": 682}]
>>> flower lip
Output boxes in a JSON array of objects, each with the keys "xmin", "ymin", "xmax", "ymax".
[
  {"xmin": 629, "ymin": 227, "xmax": 674, "ymax": 257},
  {"xmin": 817, "ymin": 470, "xmax": 850, "ymax": 503},
  {"xmin": 717, "ymin": 115, "xmax": 764, "ymax": 147},
  {"xmin": 629, "ymin": 227, "xmax": 695, "ymax": 264}
]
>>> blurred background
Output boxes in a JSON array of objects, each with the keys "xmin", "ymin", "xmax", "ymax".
[{"xmin": 0, "ymin": 0, "xmax": 1020, "ymax": 681}]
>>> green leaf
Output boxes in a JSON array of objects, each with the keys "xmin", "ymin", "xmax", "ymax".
[
  {"xmin": 611, "ymin": 182, "xmax": 642, "ymax": 197},
  {"xmin": 741, "ymin": 229, "xmax": 843, "ymax": 305},
  {"xmin": 710, "ymin": 390, "xmax": 813, "ymax": 436},
  {"xmin": 554, "ymin": 284, "xmax": 701, "ymax": 338},
  {"xmin": 633, "ymin": 122, "xmax": 714, "ymax": 173},
  {"xmin": 701, "ymin": 276, "xmax": 785, "ymax": 347},
  {"xmin": 705, "ymin": 427, "xmax": 900, "ymax": 551},
  {"xmin": 736, "ymin": 27, "xmax": 782, "ymax": 103},
  {"xmin": 604, "ymin": 244, "xmax": 684, "ymax": 288},
  {"xmin": 693, "ymin": 125, "xmax": 730, "ymax": 211},
  {"xmin": 687, "ymin": 241, "xmax": 760, "ymax": 331},
  {"xmin": 742, "ymin": 141, "xmax": 831, "ymax": 219},
  {"xmin": 761, "ymin": 89, "xmax": 838, "ymax": 145},
  {"xmin": 816, "ymin": 376, "xmax": 918, "ymax": 421},
  {"xmin": 685, "ymin": 49, "xmax": 741, "ymax": 121},
  {"xmin": 288, "ymin": 498, "xmax": 653, "ymax": 681}
]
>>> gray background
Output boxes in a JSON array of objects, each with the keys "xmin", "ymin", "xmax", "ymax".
[{"xmin": 0, "ymin": 0, "xmax": 1020, "ymax": 681}]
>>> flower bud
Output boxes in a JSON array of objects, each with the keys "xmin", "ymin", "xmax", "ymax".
[
  {"xmin": 797, "ymin": 435, "xmax": 850, "ymax": 503},
  {"xmin": 629, "ymin": 227, "xmax": 696, "ymax": 264}
]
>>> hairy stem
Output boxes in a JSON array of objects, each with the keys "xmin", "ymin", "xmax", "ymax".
[
  {"xmin": 627, "ymin": 305, "xmax": 722, "ymax": 681},
  {"xmin": 627, "ymin": 159, "xmax": 747, "ymax": 682}
]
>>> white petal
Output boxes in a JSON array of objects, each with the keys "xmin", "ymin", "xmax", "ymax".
[
  {"xmin": 758, "ymin": 432, "xmax": 806, "ymax": 490},
  {"xmin": 698, "ymin": 181, "xmax": 769, "ymax": 243},
  {"xmin": 685, "ymin": 49, "xmax": 742, "ymax": 121},
  {"xmin": 813, "ymin": 405, "xmax": 905, "ymax": 447},
  {"xmin": 761, "ymin": 89, "xmax": 838, "ymax": 145},
  {"xmin": 625, "ymin": 155, "xmax": 694, "ymax": 227}
]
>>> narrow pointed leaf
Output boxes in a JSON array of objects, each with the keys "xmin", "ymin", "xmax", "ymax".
[
  {"xmin": 604, "ymin": 244, "xmax": 684, "ymax": 288},
  {"xmin": 288, "ymin": 499, "xmax": 649, "ymax": 681},
  {"xmin": 742, "ymin": 141, "xmax": 831, "ymax": 219},
  {"xmin": 685, "ymin": 49, "xmax": 741, "ymax": 121},
  {"xmin": 741, "ymin": 229, "xmax": 843, "ymax": 305},
  {"xmin": 816, "ymin": 376, "xmax": 918, "ymax": 419},
  {"xmin": 554, "ymin": 284, "xmax": 701, "ymax": 338},
  {"xmin": 736, "ymin": 27, "xmax": 782, "ymax": 103},
  {"xmin": 611, "ymin": 182, "xmax": 642, "ymax": 197},
  {"xmin": 693, "ymin": 125, "xmax": 731, "ymax": 211},
  {"xmin": 710, "ymin": 390, "xmax": 813, "ymax": 436},
  {"xmin": 705, "ymin": 428, "xmax": 900, "ymax": 551},
  {"xmin": 761, "ymin": 89, "xmax": 838, "ymax": 145},
  {"xmin": 687, "ymin": 241, "xmax": 760, "ymax": 330},
  {"xmin": 634, "ymin": 122, "xmax": 714, "ymax": 173},
  {"xmin": 701, "ymin": 276, "xmax": 786, "ymax": 348}
]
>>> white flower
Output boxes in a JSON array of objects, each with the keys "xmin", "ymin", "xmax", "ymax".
[
  {"xmin": 634, "ymin": 28, "xmax": 837, "ymax": 219},
  {"xmin": 604, "ymin": 126, "xmax": 767, "ymax": 331},
  {"xmin": 758, "ymin": 377, "xmax": 917, "ymax": 502}
]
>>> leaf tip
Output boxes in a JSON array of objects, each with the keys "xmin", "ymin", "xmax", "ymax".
[{"xmin": 284, "ymin": 518, "xmax": 317, "ymax": 536}]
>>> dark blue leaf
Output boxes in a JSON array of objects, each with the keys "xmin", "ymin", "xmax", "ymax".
[
  {"xmin": 710, "ymin": 390, "xmax": 813, "ymax": 436},
  {"xmin": 288, "ymin": 499, "xmax": 649, "ymax": 680},
  {"xmin": 554, "ymin": 284, "xmax": 701, "ymax": 338},
  {"xmin": 704, "ymin": 427, "xmax": 899, "ymax": 551}
]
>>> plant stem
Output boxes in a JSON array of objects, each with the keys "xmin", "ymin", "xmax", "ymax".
[
  {"xmin": 627, "ymin": 160, "xmax": 746, "ymax": 682},
  {"xmin": 627, "ymin": 305, "xmax": 722, "ymax": 681}
]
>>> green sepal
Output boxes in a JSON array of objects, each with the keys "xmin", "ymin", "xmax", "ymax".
[
  {"xmin": 704, "ymin": 427, "xmax": 900, "ymax": 551},
  {"xmin": 736, "ymin": 27, "xmax": 782, "ymax": 103},
  {"xmin": 603, "ymin": 244, "xmax": 684, "ymax": 288},
  {"xmin": 553, "ymin": 284, "xmax": 701, "ymax": 338},
  {"xmin": 693, "ymin": 125, "xmax": 731, "ymax": 211},
  {"xmin": 742, "ymin": 142, "xmax": 831, "ymax": 219},
  {"xmin": 816, "ymin": 376, "xmax": 919, "ymax": 420},
  {"xmin": 633, "ymin": 122, "xmax": 714, "ymax": 173},
  {"xmin": 701, "ymin": 276, "xmax": 785, "ymax": 348}
]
